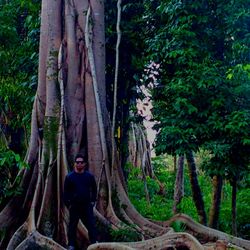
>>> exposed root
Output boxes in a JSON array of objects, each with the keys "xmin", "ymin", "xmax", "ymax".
[
  {"xmin": 164, "ymin": 214, "xmax": 250, "ymax": 249},
  {"xmin": 119, "ymin": 208, "xmax": 145, "ymax": 238},
  {"xmin": 88, "ymin": 243, "xmax": 134, "ymax": 250},
  {"xmin": 0, "ymin": 197, "xmax": 24, "ymax": 231},
  {"xmin": 125, "ymin": 232, "xmax": 204, "ymax": 250},
  {"xmin": 114, "ymin": 169, "xmax": 168, "ymax": 238},
  {"xmin": 203, "ymin": 240, "xmax": 245, "ymax": 250},
  {"xmin": 88, "ymin": 232, "xmax": 204, "ymax": 250},
  {"xmin": 94, "ymin": 208, "xmax": 114, "ymax": 229},
  {"xmin": 14, "ymin": 230, "xmax": 66, "ymax": 250},
  {"xmin": 6, "ymin": 223, "xmax": 28, "ymax": 250}
]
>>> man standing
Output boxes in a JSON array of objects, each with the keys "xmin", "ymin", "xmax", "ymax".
[{"xmin": 64, "ymin": 153, "xmax": 97, "ymax": 249}]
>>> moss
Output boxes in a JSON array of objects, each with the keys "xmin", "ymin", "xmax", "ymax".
[{"xmin": 43, "ymin": 115, "xmax": 59, "ymax": 158}]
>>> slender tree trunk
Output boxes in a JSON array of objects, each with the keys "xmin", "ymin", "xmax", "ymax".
[
  {"xmin": 208, "ymin": 175, "xmax": 223, "ymax": 229},
  {"xmin": 186, "ymin": 151, "xmax": 207, "ymax": 225},
  {"xmin": 172, "ymin": 155, "xmax": 184, "ymax": 214},
  {"xmin": 232, "ymin": 176, "xmax": 237, "ymax": 236}
]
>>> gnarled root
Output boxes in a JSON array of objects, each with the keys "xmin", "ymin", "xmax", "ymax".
[
  {"xmin": 87, "ymin": 232, "xmax": 204, "ymax": 250},
  {"xmin": 14, "ymin": 230, "xmax": 66, "ymax": 250},
  {"xmin": 164, "ymin": 213, "xmax": 250, "ymax": 250},
  {"xmin": 88, "ymin": 243, "xmax": 134, "ymax": 250},
  {"xmin": 203, "ymin": 240, "xmax": 245, "ymax": 250},
  {"xmin": 6, "ymin": 223, "xmax": 28, "ymax": 250}
]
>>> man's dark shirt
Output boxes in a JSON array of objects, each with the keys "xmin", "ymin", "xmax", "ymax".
[{"xmin": 64, "ymin": 170, "xmax": 97, "ymax": 207}]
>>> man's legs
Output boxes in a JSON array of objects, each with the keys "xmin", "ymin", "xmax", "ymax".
[
  {"xmin": 68, "ymin": 206, "xmax": 80, "ymax": 248},
  {"xmin": 81, "ymin": 204, "xmax": 97, "ymax": 244}
]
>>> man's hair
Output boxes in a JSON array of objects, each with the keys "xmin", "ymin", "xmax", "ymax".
[{"xmin": 74, "ymin": 153, "xmax": 87, "ymax": 162}]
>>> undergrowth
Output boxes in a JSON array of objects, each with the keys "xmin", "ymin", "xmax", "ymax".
[{"xmin": 127, "ymin": 154, "xmax": 250, "ymax": 239}]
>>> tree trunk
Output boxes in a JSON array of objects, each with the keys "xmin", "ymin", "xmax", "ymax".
[
  {"xmin": 172, "ymin": 155, "xmax": 184, "ymax": 214},
  {"xmin": 232, "ymin": 176, "xmax": 237, "ymax": 236},
  {"xmin": 0, "ymin": 1, "xmax": 249, "ymax": 249},
  {"xmin": 186, "ymin": 151, "xmax": 207, "ymax": 225},
  {"xmin": 208, "ymin": 175, "xmax": 223, "ymax": 229},
  {"xmin": 0, "ymin": 1, "xmax": 166, "ymax": 248}
]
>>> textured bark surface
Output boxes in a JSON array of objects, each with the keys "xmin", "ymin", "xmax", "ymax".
[
  {"xmin": 209, "ymin": 175, "xmax": 223, "ymax": 229},
  {"xmin": 186, "ymin": 151, "xmax": 207, "ymax": 225},
  {"xmin": 0, "ymin": 1, "xmax": 250, "ymax": 250},
  {"xmin": 173, "ymin": 155, "xmax": 185, "ymax": 214}
]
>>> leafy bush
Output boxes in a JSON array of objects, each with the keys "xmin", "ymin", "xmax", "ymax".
[
  {"xmin": 234, "ymin": 188, "xmax": 250, "ymax": 238},
  {"xmin": 0, "ymin": 149, "xmax": 28, "ymax": 207},
  {"xmin": 110, "ymin": 225, "xmax": 141, "ymax": 242}
]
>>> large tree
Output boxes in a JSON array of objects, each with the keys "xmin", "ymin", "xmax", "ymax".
[{"xmin": 0, "ymin": 0, "xmax": 250, "ymax": 249}]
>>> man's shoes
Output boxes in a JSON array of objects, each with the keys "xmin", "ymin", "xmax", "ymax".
[{"xmin": 68, "ymin": 246, "xmax": 75, "ymax": 250}]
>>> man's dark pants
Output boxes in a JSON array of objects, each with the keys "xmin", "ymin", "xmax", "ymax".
[{"xmin": 68, "ymin": 203, "xmax": 97, "ymax": 247}]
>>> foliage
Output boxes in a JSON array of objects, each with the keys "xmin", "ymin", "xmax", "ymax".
[
  {"xmin": 110, "ymin": 225, "xmax": 141, "ymax": 242},
  {"xmin": 128, "ymin": 164, "xmax": 173, "ymax": 220},
  {"xmin": 0, "ymin": 149, "xmax": 28, "ymax": 208},
  {"xmin": 0, "ymin": 0, "xmax": 40, "ymax": 210},
  {"xmin": 128, "ymin": 155, "xmax": 250, "ymax": 239},
  {"xmin": 142, "ymin": 0, "xmax": 250, "ymax": 185},
  {"xmin": 171, "ymin": 221, "xmax": 186, "ymax": 232},
  {"xmin": 0, "ymin": 0, "xmax": 40, "ymax": 154}
]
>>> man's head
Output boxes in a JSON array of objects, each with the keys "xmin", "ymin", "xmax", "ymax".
[{"xmin": 74, "ymin": 153, "xmax": 87, "ymax": 173}]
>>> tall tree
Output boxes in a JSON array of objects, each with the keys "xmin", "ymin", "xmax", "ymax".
[
  {"xmin": 0, "ymin": 0, "xmax": 167, "ymax": 248},
  {"xmin": 0, "ymin": 0, "xmax": 250, "ymax": 249}
]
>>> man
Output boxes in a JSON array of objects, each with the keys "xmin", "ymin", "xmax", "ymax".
[{"xmin": 64, "ymin": 153, "xmax": 97, "ymax": 249}]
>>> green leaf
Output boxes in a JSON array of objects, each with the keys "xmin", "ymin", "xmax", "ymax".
[{"xmin": 15, "ymin": 154, "xmax": 20, "ymax": 162}]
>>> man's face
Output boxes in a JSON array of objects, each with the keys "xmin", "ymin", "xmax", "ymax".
[{"xmin": 75, "ymin": 157, "xmax": 87, "ymax": 173}]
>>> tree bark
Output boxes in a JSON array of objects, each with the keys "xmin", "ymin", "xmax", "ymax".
[
  {"xmin": 186, "ymin": 151, "xmax": 207, "ymax": 225},
  {"xmin": 209, "ymin": 175, "xmax": 223, "ymax": 229},
  {"xmin": 172, "ymin": 155, "xmax": 184, "ymax": 214}
]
